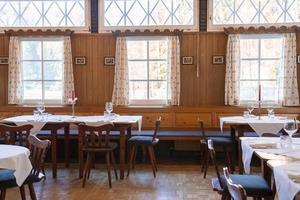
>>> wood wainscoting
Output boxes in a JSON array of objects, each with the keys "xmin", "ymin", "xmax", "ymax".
[{"xmin": 0, "ymin": 106, "xmax": 299, "ymax": 130}]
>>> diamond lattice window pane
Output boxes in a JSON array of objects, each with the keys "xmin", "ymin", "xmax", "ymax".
[
  {"xmin": 0, "ymin": 0, "xmax": 86, "ymax": 27},
  {"xmin": 104, "ymin": 0, "xmax": 195, "ymax": 28},
  {"xmin": 213, "ymin": 0, "xmax": 300, "ymax": 25}
]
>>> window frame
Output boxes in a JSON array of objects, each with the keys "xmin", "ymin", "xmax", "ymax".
[
  {"xmin": 0, "ymin": 0, "xmax": 91, "ymax": 32},
  {"xmin": 127, "ymin": 36, "xmax": 169, "ymax": 106},
  {"xmin": 207, "ymin": 0, "xmax": 300, "ymax": 32},
  {"xmin": 20, "ymin": 36, "xmax": 64, "ymax": 105},
  {"xmin": 99, "ymin": 0, "xmax": 199, "ymax": 32},
  {"xmin": 238, "ymin": 34, "xmax": 284, "ymax": 105}
]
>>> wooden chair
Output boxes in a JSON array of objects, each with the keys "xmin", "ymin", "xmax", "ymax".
[
  {"xmin": 199, "ymin": 120, "xmax": 234, "ymax": 178},
  {"xmin": 208, "ymin": 139, "xmax": 273, "ymax": 200},
  {"xmin": 78, "ymin": 123, "xmax": 118, "ymax": 188},
  {"xmin": 127, "ymin": 117, "xmax": 161, "ymax": 178},
  {"xmin": 223, "ymin": 167, "xmax": 247, "ymax": 200},
  {"xmin": 0, "ymin": 135, "xmax": 51, "ymax": 200},
  {"xmin": 0, "ymin": 124, "xmax": 33, "ymax": 147}
]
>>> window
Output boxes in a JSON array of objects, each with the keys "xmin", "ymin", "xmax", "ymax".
[
  {"xmin": 239, "ymin": 34, "xmax": 284, "ymax": 104},
  {"xmin": 100, "ymin": 0, "xmax": 197, "ymax": 31},
  {"xmin": 127, "ymin": 37, "xmax": 169, "ymax": 105},
  {"xmin": 209, "ymin": 0, "xmax": 300, "ymax": 30},
  {"xmin": 20, "ymin": 38, "xmax": 64, "ymax": 104},
  {"xmin": 0, "ymin": 0, "xmax": 88, "ymax": 29}
]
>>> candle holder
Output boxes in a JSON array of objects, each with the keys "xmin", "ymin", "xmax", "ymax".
[{"xmin": 68, "ymin": 98, "xmax": 78, "ymax": 118}]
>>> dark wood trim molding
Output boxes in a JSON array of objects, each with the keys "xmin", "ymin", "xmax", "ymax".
[
  {"xmin": 112, "ymin": 29, "xmax": 184, "ymax": 37},
  {"xmin": 224, "ymin": 25, "xmax": 299, "ymax": 34},
  {"xmin": 4, "ymin": 29, "xmax": 74, "ymax": 36},
  {"xmin": 90, "ymin": 0, "xmax": 98, "ymax": 33},
  {"xmin": 199, "ymin": 0, "xmax": 207, "ymax": 32}
]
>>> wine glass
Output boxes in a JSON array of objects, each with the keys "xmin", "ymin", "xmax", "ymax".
[
  {"xmin": 284, "ymin": 118, "xmax": 298, "ymax": 140},
  {"xmin": 267, "ymin": 105, "xmax": 274, "ymax": 118},
  {"xmin": 105, "ymin": 102, "xmax": 113, "ymax": 115},
  {"xmin": 36, "ymin": 102, "xmax": 45, "ymax": 115},
  {"xmin": 247, "ymin": 103, "xmax": 255, "ymax": 116}
]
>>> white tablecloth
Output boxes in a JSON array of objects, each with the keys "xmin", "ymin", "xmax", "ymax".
[
  {"xmin": 273, "ymin": 161, "xmax": 300, "ymax": 200},
  {"xmin": 0, "ymin": 145, "xmax": 32, "ymax": 186},
  {"xmin": 220, "ymin": 116, "xmax": 291, "ymax": 136},
  {"xmin": 241, "ymin": 137, "xmax": 300, "ymax": 173}
]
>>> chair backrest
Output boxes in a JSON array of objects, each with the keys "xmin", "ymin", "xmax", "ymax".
[
  {"xmin": 198, "ymin": 119, "xmax": 207, "ymax": 141},
  {"xmin": 28, "ymin": 135, "xmax": 51, "ymax": 177},
  {"xmin": 207, "ymin": 139, "xmax": 224, "ymax": 188},
  {"xmin": 0, "ymin": 124, "xmax": 33, "ymax": 147},
  {"xmin": 223, "ymin": 167, "xmax": 247, "ymax": 200},
  {"xmin": 78, "ymin": 123, "xmax": 114, "ymax": 149},
  {"xmin": 152, "ymin": 117, "xmax": 161, "ymax": 140}
]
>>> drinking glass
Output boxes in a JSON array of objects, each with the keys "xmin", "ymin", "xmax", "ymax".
[
  {"xmin": 36, "ymin": 102, "xmax": 45, "ymax": 115},
  {"xmin": 105, "ymin": 102, "xmax": 113, "ymax": 115},
  {"xmin": 284, "ymin": 118, "xmax": 298, "ymax": 141},
  {"xmin": 33, "ymin": 110, "xmax": 39, "ymax": 121},
  {"xmin": 267, "ymin": 105, "xmax": 274, "ymax": 118},
  {"xmin": 247, "ymin": 103, "xmax": 255, "ymax": 116}
]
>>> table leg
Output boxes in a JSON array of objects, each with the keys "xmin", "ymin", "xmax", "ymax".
[
  {"xmin": 64, "ymin": 124, "xmax": 70, "ymax": 168},
  {"xmin": 78, "ymin": 132, "xmax": 84, "ymax": 179},
  {"xmin": 236, "ymin": 126, "xmax": 245, "ymax": 174},
  {"xmin": 51, "ymin": 130, "xmax": 57, "ymax": 178},
  {"xmin": 230, "ymin": 126, "xmax": 236, "ymax": 172},
  {"xmin": 119, "ymin": 127, "xmax": 127, "ymax": 180}
]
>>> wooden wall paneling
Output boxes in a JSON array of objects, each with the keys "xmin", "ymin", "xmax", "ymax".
[
  {"xmin": 0, "ymin": 35, "xmax": 9, "ymax": 106},
  {"xmin": 175, "ymin": 113, "xmax": 212, "ymax": 128},
  {"xmin": 199, "ymin": 33, "xmax": 208, "ymax": 105}
]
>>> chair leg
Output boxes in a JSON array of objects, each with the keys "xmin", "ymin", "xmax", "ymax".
[
  {"xmin": 127, "ymin": 144, "xmax": 135, "ymax": 177},
  {"xmin": 203, "ymin": 148, "xmax": 209, "ymax": 179},
  {"xmin": 224, "ymin": 146, "xmax": 233, "ymax": 173},
  {"xmin": 110, "ymin": 151, "xmax": 118, "ymax": 180},
  {"xmin": 201, "ymin": 145, "xmax": 207, "ymax": 173},
  {"xmin": 132, "ymin": 145, "xmax": 137, "ymax": 169},
  {"xmin": 106, "ymin": 152, "xmax": 112, "ymax": 188},
  {"xmin": 0, "ymin": 189, "xmax": 6, "ymax": 200},
  {"xmin": 87, "ymin": 152, "xmax": 95, "ymax": 179},
  {"xmin": 82, "ymin": 153, "xmax": 91, "ymax": 188},
  {"xmin": 19, "ymin": 186, "xmax": 26, "ymax": 200},
  {"xmin": 150, "ymin": 145, "xmax": 158, "ymax": 171},
  {"xmin": 28, "ymin": 183, "xmax": 37, "ymax": 200},
  {"xmin": 147, "ymin": 145, "xmax": 156, "ymax": 178}
]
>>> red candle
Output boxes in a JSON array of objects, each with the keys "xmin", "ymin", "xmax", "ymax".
[
  {"xmin": 258, "ymin": 84, "xmax": 261, "ymax": 101},
  {"xmin": 71, "ymin": 90, "xmax": 75, "ymax": 100}
]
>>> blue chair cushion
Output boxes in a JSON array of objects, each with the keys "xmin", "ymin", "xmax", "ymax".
[
  {"xmin": 221, "ymin": 174, "xmax": 273, "ymax": 197},
  {"xmin": 207, "ymin": 137, "xmax": 233, "ymax": 145},
  {"xmin": 128, "ymin": 136, "xmax": 158, "ymax": 145}
]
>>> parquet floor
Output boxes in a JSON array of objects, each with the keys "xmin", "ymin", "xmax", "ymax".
[{"xmin": 5, "ymin": 164, "xmax": 221, "ymax": 200}]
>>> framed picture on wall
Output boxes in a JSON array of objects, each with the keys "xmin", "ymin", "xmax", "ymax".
[
  {"xmin": 181, "ymin": 56, "xmax": 194, "ymax": 65},
  {"xmin": 104, "ymin": 57, "xmax": 115, "ymax": 66},
  {"xmin": 75, "ymin": 57, "xmax": 86, "ymax": 65},
  {"xmin": 212, "ymin": 55, "xmax": 225, "ymax": 65},
  {"xmin": 297, "ymin": 55, "xmax": 300, "ymax": 64},
  {"xmin": 0, "ymin": 57, "xmax": 9, "ymax": 65}
]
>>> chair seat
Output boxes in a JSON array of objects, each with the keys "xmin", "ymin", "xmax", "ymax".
[
  {"xmin": 128, "ymin": 136, "xmax": 159, "ymax": 145},
  {"xmin": 0, "ymin": 169, "xmax": 43, "ymax": 190},
  {"xmin": 83, "ymin": 142, "xmax": 118, "ymax": 151},
  {"xmin": 221, "ymin": 174, "xmax": 273, "ymax": 197},
  {"xmin": 207, "ymin": 137, "xmax": 233, "ymax": 145}
]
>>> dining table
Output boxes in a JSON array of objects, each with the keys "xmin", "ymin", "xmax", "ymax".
[
  {"xmin": 0, "ymin": 144, "xmax": 32, "ymax": 186},
  {"xmin": 1, "ymin": 114, "xmax": 143, "ymax": 180},
  {"xmin": 220, "ymin": 115, "xmax": 296, "ymax": 173},
  {"xmin": 240, "ymin": 137, "xmax": 300, "ymax": 200}
]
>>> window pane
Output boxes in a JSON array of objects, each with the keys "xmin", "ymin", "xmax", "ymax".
[
  {"xmin": 0, "ymin": 0, "xmax": 86, "ymax": 27},
  {"xmin": 127, "ymin": 40, "xmax": 147, "ymax": 60},
  {"xmin": 261, "ymin": 81, "xmax": 280, "ymax": 101},
  {"xmin": 129, "ymin": 81, "xmax": 147, "ymax": 100},
  {"xmin": 260, "ymin": 60, "xmax": 280, "ymax": 80},
  {"xmin": 21, "ymin": 41, "xmax": 41, "ymax": 60},
  {"xmin": 44, "ymin": 62, "xmax": 63, "ymax": 81},
  {"xmin": 149, "ymin": 81, "xmax": 167, "ymax": 100},
  {"xmin": 149, "ymin": 40, "xmax": 168, "ymax": 59},
  {"xmin": 261, "ymin": 38, "xmax": 282, "ymax": 58},
  {"xmin": 240, "ymin": 39, "xmax": 259, "ymax": 59},
  {"xmin": 22, "ymin": 61, "xmax": 42, "ymax": 80},
  {"xmin": 149, "ymin": 61, "xmax": 168, "ymax": 80},
  {"xmin": 128, "ymin": 61, "xmax": 147, "ymax": 80},
  {"xmin": 43, "ymin": 41, "xmax": 64, "ymax": 60},
  {"xmin": 44, "ymin": 81, "xmax": 62, "ymax": 100},
  {"xmin": 240, "ymin": 81, "xmax": 258, "ymax": 101},
  {"xmin": 240, "ymin": 60, "xmax": 258, "ymax": 80},
  {"xmin": 23, "ymin": 81, "xmax": 42, "ymax": 100}
]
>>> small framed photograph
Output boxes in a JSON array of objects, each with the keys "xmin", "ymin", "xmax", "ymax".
[
  {"xmin": 74, "ymin": 57, "xmax": 86, "ymax": 65},
  {"xmin": 0, "ymin": 57, "xmax": 9, "ymax": 65},
  {"xmin": 212, "ymin": 55, "xmax": 225, "ymax": 65},
  {"xmin": 104, "ymin": 57, "xmax": 115, "ymax": 66},
  {"xmin": 297, "ymin": 55, "xmax": 300, "ymax": 64},
  {"xmin": 182, "ymin": 56, "xmax": 194, "ymax": 65}
]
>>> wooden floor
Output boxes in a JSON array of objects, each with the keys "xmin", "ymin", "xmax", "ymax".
[{"xmin": 5, "ymin": 164, "xmax": 220, "ymax": 200}]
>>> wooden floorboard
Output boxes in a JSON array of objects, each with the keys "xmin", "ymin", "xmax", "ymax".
[{"xmin": 5, "ymin": 164, "xmax": 220, "ymax": 200}]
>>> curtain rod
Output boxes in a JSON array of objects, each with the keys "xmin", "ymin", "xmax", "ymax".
[
  {"xmin": 224, "ymin": 25, "xmax": 299, "ymax": 35},
  {"xmin": 4, "ymin": 29, "xmax": 74, "ymax": 36}
]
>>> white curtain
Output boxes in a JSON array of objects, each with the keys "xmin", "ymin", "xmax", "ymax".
[
  {"xmin": 167, "ymin": 36, "xmax": 181, "ymax": 106},
  {"xmin": 8, "ymin": 36, "xmax": 23, "ymax": 104},
  {"xmin": 282, "ymin": 33, "xmax": 299, "ymax": 106},
  {"xmin": 62, "ymin": 36, "xmax": 75, "ymax": 104},
  {"xmin": 225, "ymin": 34, "xmax": 241, "ymax": 105},
  {"xmin": 112, "ymin": 36, "xmax": 129, "ymax": 106}
]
